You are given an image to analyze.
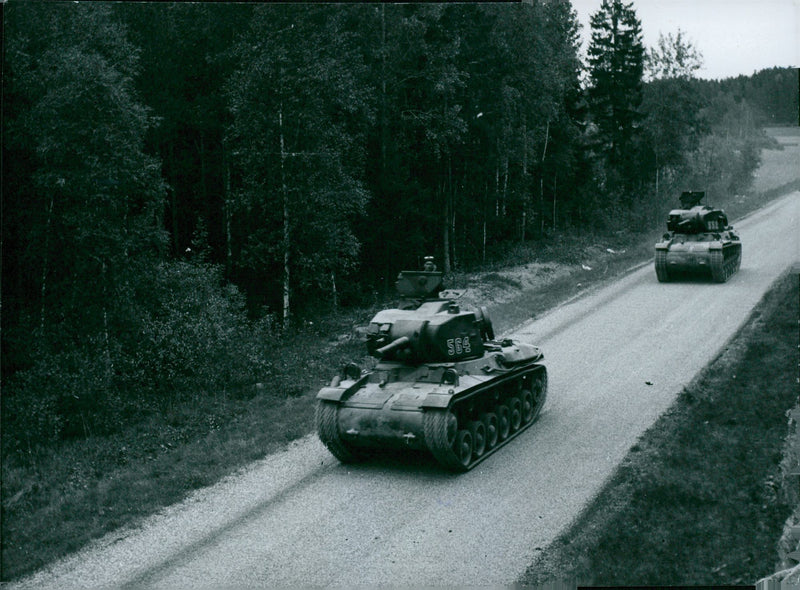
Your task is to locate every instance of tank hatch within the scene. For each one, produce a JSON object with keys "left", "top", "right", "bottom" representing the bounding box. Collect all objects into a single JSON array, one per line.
[{"left": 679, "top": 190, "right": 705, "bottom": 208}]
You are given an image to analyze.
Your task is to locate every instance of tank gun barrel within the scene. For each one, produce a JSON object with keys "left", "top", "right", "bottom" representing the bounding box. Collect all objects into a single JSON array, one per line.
[{"left": 375, "top": 335, "right": 411, "bottom": 358}]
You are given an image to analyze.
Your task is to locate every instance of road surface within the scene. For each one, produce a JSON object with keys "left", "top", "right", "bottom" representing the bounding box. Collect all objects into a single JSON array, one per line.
[{"left": 10, "top": 192, "right": 799, "bottom": 589}]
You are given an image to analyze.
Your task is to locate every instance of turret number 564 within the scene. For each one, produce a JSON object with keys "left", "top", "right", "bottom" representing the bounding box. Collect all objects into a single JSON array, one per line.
[{"left": 447, "top": 337, "right": 471, "bottom": 356}]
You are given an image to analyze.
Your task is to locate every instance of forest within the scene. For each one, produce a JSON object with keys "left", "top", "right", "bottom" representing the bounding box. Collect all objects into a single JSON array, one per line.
[{"left": 2, "top": 1, "right": 797, "bottom": 458}]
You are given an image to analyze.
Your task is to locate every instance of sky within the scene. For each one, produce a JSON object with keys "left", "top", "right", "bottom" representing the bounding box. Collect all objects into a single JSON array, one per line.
[{"left": 569, "top": 0, "right": 799, "bottom": 80}]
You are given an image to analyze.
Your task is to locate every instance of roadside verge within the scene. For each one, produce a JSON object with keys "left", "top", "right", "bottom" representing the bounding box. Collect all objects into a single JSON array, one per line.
[{"left": 519, "top": 271, "right": 798, "bottom": 586}]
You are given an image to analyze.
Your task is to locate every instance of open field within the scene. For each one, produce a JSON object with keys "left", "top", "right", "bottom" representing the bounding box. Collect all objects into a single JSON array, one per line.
[{"left": 753, "top": 127, "right": 800, "bottom": 193}]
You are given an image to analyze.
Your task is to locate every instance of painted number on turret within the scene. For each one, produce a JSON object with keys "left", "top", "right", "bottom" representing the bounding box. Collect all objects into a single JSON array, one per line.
[{"left": 447, "top": 337, "right": 471, "bottom": 356}]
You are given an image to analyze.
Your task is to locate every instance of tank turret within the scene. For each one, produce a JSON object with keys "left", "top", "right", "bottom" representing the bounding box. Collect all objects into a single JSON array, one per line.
[
  {"left": 666, "top": 191, "right": 730, "bottom": 234},
  {"left": 654, "top": 191, "right": 742, "bottom": 283},
  {"left": 367, "top": 268, "right": 494, "bottom": 362},
  {"left": 316, "top": 259, "right": 547, "bottom": 472}
]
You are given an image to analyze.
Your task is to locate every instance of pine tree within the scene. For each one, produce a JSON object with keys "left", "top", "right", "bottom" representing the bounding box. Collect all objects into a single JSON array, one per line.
[{"left": 586, "top": 0, "right": 645, "bottom": 186}]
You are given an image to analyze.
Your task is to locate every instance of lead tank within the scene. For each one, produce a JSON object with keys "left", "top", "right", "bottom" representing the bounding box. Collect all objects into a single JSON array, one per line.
[
  {"left": 654, "top": 191, "right": 741, "bottom": 282},
  {"left": 316, "top": 262, "right": 547, "bottom": 472}
]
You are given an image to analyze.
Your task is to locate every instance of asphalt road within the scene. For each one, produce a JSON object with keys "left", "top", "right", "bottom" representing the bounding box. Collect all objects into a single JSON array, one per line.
[{"left": 11, "top": 192, "right": 799, "bottom": 589}]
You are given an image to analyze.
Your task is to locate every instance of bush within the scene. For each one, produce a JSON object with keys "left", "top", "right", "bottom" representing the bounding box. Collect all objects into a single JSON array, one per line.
[
  {"left": 125, "top": 261, "right": 273, "bottom": 398},
  {"left": 2, "top": 260, "right": 274, "bottom": 456}
]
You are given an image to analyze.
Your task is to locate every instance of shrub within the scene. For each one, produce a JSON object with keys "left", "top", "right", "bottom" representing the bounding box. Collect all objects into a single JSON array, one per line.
[
  {"left": 2, "top": 260, "right": 274, "bottom": 455},
  {"left": 126, "top": 261, "right": 272, "bottom": 399}
]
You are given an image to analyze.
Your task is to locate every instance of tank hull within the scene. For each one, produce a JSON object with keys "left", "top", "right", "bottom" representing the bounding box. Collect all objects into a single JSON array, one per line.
[
  {"left": 655, "top": 234, "right": 741, "bottom": 283},
  {"left": 316, "top": 341, "right": 547, "bottom": 471}
]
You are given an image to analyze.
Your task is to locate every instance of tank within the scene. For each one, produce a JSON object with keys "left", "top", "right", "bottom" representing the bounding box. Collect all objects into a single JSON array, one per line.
[
  {"left": 316, "top": 261, "right": 547, "bottom": 472},
  {"left": 654, "top": 191, "right": 741, "bottom": 283}
]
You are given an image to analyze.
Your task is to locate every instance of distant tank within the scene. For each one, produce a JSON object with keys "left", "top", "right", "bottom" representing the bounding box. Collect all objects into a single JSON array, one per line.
[
  {"left": 316, "top": 259, "right": 547, "bottom": 472},
  {"left": 654, "top": 191, "right": 741, "bottom": 283}
]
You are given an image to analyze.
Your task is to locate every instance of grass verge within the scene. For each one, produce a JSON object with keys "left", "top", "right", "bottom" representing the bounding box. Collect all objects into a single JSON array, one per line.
[
  {"left": 0, "top": 324, "right": 368, "bottom": 582},
  {"left": 519, "top": 271, "right": 799, "bottom": 586}
]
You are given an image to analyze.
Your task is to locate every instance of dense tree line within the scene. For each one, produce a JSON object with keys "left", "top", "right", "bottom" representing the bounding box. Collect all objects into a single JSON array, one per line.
[{"left": 2, "top": 1, "right": 796, "bottom": 451}]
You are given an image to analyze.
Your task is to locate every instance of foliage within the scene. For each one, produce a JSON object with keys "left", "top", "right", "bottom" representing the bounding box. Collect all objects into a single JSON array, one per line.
[
  {"left": 127, "top": 261, "right": 273, "bottom": 397},
  {"left": 717, "top": 67, "right": 799, "bottom": 125},
  {"left": 224, "top": 5, "right": 372, "bottom": 318},
  {"left": 1, "top": 2, "right": 793, "bottom": 465},
  {"left": 645, "top": 30, "right": 703, "bottom": 81},
  {"left": 586, "top": 0, "right": 645, "bottom": 187},
  {"left": 1, "top": 4, "right": 797, "bottom": 580},
  {"left": 4, "top": 2, "right": 167, "bottom": 340},
  {"left": 118, "top": 3, "right": 253, "bottom": 261},
  {"left": 2, "top": 259, "right": 273, "bottom": 455}
]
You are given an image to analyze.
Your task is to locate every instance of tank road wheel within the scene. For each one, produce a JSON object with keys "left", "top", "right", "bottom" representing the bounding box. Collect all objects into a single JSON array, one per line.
[
  {"left": 726, "top": 254, "right": 735, "bottom": 277},
  {"left": 424, "top": 409, "right": 471, "bottom": 472},
  {"left": 725, "top": 244, "right": 741, "bottom": 277},
  {"left": 316, "top": 401, "right": 364, "bottom": 464},
  {"left": 520, "top": 390, "right": 534, "bottom": 424},
  {"left": 482, "top": 413, "right": 499, "bottom": 450},
  {"left": 496, "top": 405, "right": 511, "bottom": 441},
  {"left": 655, "top": 250, "right": 670, "bottom": 282},
  {"left": 528, "top": 371, "right": 548, "bottom": 423},
  {"left": 710, "top": 249, "right": 727, "bottom": 283},
  {"left": 508, "top": 398, "right": 522, "bottom": 432},
  {"left": 469, "top": 421, "right": 487, "bottom": 458},
  {"left": 454, "top": 430, "right": 474, "bottom": 469}
]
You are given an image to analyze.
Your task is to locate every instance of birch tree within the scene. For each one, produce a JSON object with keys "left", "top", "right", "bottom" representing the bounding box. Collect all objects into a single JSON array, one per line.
[{"left": 225, "top": 5, "right": 372, "bottom": 321}]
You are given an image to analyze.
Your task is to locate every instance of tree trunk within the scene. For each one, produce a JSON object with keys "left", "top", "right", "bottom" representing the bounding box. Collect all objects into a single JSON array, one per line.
[
  {"left": 482, "top": 181, "right": 488, "bottom": 264},
  {"left": 552, "top": 172, "right": 557, "bottom": 230},
  {"left": 225, "top": 159, "right": 232, "bottom": 274},
  {"left": 540, "top": 120, "right": 550, "bottom": 237},
  {"left": 495, "top": 138, "right": 501, "bottom": 217},
  {"left": 449, "top": 155, "right": 456, "bottom": 271},
  {"left": 170, "top": 142, "right": 179, "bottom": 256},
  {"left": 451, "top": 201, "right": 457, "bottom": 271},
  {"left": 482, "top": 218, "right": 487, "bottom": 264},
  {"left": 501, "top": 155, "right": 508, "bottom": 218},
  {"left": 40, "top": 193, "right": 55, "bottom": 332},
  {"left": 442, "top": 183, "right": 451, "bottom": 274},
  {"left": 101, "top": 261, "right": 114, "bottom": 382},
  {"left": 279, "top": 107, "right": 290, "bottom": 325},
  {"left": 380, "top": 5, "right": 387, "bottom": 174},
  {"left": 521, "top": 118, "right": 528, "bottom": 242}
]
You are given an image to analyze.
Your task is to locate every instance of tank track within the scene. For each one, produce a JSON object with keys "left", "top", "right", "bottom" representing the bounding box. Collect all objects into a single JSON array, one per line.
[
  {"left": 654, "top": 249, "right": 670, "bottom": 282},
  {"left": 316, "top": 400, "right": 368, "bottom": 464},
  {"left": 710, "top": 243, "right": 742, "bottom": 283},
  {"left": 423, "top": 366, "right": 548, "bottom": 472}
]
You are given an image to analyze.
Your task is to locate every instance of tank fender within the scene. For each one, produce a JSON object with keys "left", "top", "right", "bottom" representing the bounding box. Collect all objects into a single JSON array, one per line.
[
  {"left": 499, "top": 342, "right": 543, "bottom": 364},
  {"left": 420, "top": 392, "right": 456, "bottom": 409},
  {"left": 655, "top": 234, "right": 672, "bottom": 249},
  {"left": 316, "top": 374, "right": 370, "bottom": 403}
]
